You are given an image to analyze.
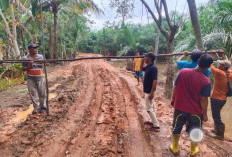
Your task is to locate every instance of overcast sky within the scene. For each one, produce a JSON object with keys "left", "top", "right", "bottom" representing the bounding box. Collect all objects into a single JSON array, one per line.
[{"left": 87, "top": 0, "right": 209, "bottom": 30}]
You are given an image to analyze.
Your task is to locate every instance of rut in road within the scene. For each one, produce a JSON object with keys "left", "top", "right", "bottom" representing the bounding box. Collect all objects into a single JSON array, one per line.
[
  {"left": 0, "top": 58, "right": 157, "bottom": 157},
  {"left": 2, "top": 55, "right": 232, "bottom": 157},
  {"left": 61, "top": 59, "right": 157, "bottom": 157}
]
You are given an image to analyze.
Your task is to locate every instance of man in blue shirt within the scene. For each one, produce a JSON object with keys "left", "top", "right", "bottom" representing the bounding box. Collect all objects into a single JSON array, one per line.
[{"left": 177, "top": 49, "right": 211, "bottom": 77}]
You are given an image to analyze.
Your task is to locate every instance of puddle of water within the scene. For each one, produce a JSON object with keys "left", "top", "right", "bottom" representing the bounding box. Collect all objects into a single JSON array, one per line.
[
  {"left": 14, "top": 92, "right": 57, "bottom": 122},
  {"left": 1, "top": 84, "right": 59, "bottom": 134},
  {"left": 49, "top": 83, "right": 61, "bottom": 91},
  {"left": 208, "top": 98, "right": 232, "bottom": 140},
  {"left": 14, "top": 104, "right": 34, "bottom": 123},
  {"left": 49, "top": 93, "right": 57, "bottom": 100}
]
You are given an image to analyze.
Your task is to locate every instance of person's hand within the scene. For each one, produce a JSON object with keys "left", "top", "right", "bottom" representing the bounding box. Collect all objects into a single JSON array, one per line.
[
  {"left": 149, "top": 92, "right": 154, "bottom": 100},
  {"left": 203, "top": 114, "right": 208, "bottom": 122},
  {"left": 217, "top": 49, "right": 224, "bottom": 57},
  {"left": 37, "top": 59, "right": 44, "bottom": 64},
  {"left": 28, "top": 61, "right": 33, "bottom": 68},
  {"left": 132, "top": 68, "right": 135, "bottom": 72},
  {"left": 183, "top": 51, "right": 190, "bottom": 56}
]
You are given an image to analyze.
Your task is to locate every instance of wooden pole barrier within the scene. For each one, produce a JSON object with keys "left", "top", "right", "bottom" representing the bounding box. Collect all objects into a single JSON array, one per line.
[
  {"left": 40, "top": 0, "right": 49, "bottom": 115},
  {"left": 0, "top": 50, "right": 219, "bottom": 64}
]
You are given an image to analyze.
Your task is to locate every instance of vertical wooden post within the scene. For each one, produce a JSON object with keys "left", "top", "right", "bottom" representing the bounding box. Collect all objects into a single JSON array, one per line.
[{"left": 40, "top": 0, "right": 49, "bottom": 115}]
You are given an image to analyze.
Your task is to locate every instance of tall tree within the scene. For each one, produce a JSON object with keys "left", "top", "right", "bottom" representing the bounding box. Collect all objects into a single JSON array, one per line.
[
  {"left": 110, "top": 0, "right": 134, "bottom": 23},
  {"left": 32, "top": 0, "right": 102, "bottom": 59},
  {"left": 0, "top": 0, "right": 34, "bottom": 58},
  {"left": 187, "top": 0, "right": 204, "bottom": 50},
  {"left": 140, "top": 0, "right": 183, "bottom": 98}
]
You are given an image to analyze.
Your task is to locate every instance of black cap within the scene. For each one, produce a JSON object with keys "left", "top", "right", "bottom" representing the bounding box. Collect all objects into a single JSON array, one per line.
[
  {"left": 145, "top": 52, "right": 156, "bottom": 62},
  {"left": 28, "top": 44, "right": 39, "bottom": 49}
]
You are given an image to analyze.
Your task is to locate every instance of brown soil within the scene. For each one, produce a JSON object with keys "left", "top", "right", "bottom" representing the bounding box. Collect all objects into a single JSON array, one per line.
[{"left": 0, "top": 53, "right": 232, "bottom": 157}]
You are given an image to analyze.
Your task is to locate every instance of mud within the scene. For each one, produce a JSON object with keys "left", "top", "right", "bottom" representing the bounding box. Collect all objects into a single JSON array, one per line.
[{"left": 0, "top": 53, "right": 232, "bottom": 157}]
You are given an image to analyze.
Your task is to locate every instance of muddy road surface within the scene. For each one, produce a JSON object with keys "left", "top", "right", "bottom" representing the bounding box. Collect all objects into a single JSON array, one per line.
[{"left": 0, "top": 53, "right": 232, "bottom": 157}]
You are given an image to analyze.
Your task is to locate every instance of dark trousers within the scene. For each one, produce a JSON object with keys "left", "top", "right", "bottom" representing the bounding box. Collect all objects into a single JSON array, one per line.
[
  {"left": 172, "top": 109, "right": 203, "bottom": 134},
  {"left": 211, "top": 98, "right": 226, "bottom": 125}
]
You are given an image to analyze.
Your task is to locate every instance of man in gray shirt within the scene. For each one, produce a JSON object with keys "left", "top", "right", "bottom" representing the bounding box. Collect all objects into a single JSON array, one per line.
[{"left": 22, "top": 44, "right": 47, "bottom": 114}]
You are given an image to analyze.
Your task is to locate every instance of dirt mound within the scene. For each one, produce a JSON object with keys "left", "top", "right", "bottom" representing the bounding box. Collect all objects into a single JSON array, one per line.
[{"left": 0, "top": 54, "right": 232, "bottom": 157}]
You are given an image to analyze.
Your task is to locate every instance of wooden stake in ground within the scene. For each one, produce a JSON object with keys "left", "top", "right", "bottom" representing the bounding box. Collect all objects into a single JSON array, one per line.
[{"left": 40, "top": 0, "right": 49, "bottom": 115}]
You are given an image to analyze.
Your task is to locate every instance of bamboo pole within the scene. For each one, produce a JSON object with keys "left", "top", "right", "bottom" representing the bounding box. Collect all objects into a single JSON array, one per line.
[
  {"left": 40, "top": 0, "right": 49, "bottom": 115},
  {"left": 0, "top": 50, "right": 220, "bottom": 64}
]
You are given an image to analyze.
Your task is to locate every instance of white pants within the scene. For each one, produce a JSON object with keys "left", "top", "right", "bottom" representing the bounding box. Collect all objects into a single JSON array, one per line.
[{"left": 145, "top": 92, "right": 159, "bottom": 127}]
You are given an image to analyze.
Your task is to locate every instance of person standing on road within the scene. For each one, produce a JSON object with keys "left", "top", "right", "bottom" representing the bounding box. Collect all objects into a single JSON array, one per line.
[
  {"left": 170, "top": 54, "right": 213, "bottom": 156},
  {"left": 133, "top": 50, "right": 144, "bottom": 86},
  {"left": 209, "top": 50, "right": 232, "bottom": 140},
  {"left": 177, "top": 49, "right": 211, "bottom": 77},
  {"left": 22, "top": 44, "right": 47, "bottom": 114},
  {"left": 142, "top": 52, "right": 160, "bottom": 132},
  {"left": 106, "top": 52, "right": 111, "bottom": 61}
]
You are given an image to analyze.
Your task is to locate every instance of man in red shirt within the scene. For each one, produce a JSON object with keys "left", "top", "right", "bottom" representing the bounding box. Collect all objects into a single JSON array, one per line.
[{"left": 170, "top": 54, "right": 213, "bottom": 156}]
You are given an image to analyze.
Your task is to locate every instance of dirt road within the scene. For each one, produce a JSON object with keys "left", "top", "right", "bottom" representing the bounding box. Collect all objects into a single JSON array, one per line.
[{"left": 0, "top": 53, "right": 232, "bottom": 157}]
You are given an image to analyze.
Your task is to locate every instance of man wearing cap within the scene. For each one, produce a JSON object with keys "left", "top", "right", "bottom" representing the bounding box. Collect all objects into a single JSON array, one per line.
[
  {"left": 133, "top": 50, "right": 144, "bottom": 86},
  {"left": 209, "top": 50, "right": 232, "bottom": 139},
  {"left": 170, "top": 54, "right": 213, "bottom": 156},
  {"left": 22, "top": 44, "right": 47, "bottom": 114},
  {"left": 177, "top": 49, "right": 211, "bottom": 77},
  {"left": 142, "top": 52, "right": 160, "bottom": 131}
]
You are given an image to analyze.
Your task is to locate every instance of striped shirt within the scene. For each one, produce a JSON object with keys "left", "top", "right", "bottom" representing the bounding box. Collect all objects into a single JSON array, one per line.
[{"left": 22, "top": 54, "right": 44, "bottom": 80}]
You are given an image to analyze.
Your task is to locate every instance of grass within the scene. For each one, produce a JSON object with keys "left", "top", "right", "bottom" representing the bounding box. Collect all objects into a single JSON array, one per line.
[
  {"left": 0, "top": 76, "right": 25, "bottom": 92},
  {"left": 17, "top": 88, "right": 28, "bottom": 93}
]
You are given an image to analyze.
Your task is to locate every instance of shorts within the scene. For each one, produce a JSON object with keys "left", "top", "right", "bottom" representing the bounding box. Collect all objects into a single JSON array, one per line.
[
  {"left": 134, "top": 71, "right": 144, "bottom": 79},
  {"left": 172, "top": 109, "right": 203, "bottom": 134}
]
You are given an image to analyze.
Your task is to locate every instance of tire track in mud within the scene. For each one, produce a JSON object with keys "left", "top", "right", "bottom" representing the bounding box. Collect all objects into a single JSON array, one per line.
[
  {"left": 1, "top": 54, "right": 232, "bottom": 157},
  {"left": 66, "top": 63, "right": 127, "bottom": 157},
  {"left": 65, "top": 60, "right": 157, "bottom": 157},
  {"left": 42, "top": 61, "right": 98, "bottom": 157},
  {"left": 117, "top": 76, "right": 159, "bottom": 157}
]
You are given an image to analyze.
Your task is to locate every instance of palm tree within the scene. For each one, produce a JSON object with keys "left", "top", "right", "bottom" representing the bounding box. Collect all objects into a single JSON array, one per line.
[
  {"left": 32, "top": 0, "right": 102, "bottom": 59},
  {"left": 187, "top": 0, "right": 204, "bottom": 50}
]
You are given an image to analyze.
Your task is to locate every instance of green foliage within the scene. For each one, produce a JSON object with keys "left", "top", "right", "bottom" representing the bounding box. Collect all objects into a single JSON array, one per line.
[
  {"left": 172, "top": 0, "right": 232, "bottom": 57},
  {"left": 0, "top": 76, "right": 24, "bottom": 92},
  {"left": 0, "top": 0, "right": 9, "bottom": 11}
]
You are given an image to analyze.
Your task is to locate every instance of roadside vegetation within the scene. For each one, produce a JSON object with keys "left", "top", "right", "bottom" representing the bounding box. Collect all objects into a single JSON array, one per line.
[{"left": 0, "top": 0, "right": 231, "bottom": 90}]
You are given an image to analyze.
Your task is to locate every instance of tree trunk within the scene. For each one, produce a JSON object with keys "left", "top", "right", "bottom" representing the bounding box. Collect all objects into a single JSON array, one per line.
[
  {"left": 187, "top": 0, "right": 204, "bottom": 50},
  {"left": 0, "top": 47, "right": 2, "bottom": 60},
  {"left": 53, "top": 10, "right": 58, "bottom": 59},
  {"left": 19, "top": 28, "right": 26, "bottom": 56},
  {"left": 154, "top": 27, "right": 160, "bottom": 63},
  {"left": 49, "top": 21, "right": 53, "bottom": 59},
  {"left": 5, "top": 33, "right": 10, "bottom": 59},
  {"left": 164, "top": 40, "right": 175, "bottom": 99},
  {"left": 10, "top": 1, "right": 20, "bottom": 58},
  {"left": 64, "top": 44, "right": 67, "bottom": 59},
  {"left": 154, "top": 27, "right": 160, "bottom": 55}
]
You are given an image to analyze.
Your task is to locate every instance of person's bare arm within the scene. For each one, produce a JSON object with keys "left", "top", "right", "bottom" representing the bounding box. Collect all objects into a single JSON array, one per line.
[
  {"left": 149, "top": 79, "right": 157, "bottom": 100},
  {"left": 133, "top": 60, "right": 135, "bottom": 72},
  {"left": 176, "top": 51, "right": 189, "bottom": 63},
  {"left": 200, "top": 96, "right": 209, "bottom": 122},
  {"left": 217, "top": 49, "right": 226, "bottom": 60},
  {"left": 171, "top": 86, "right": 176, "bottom": 107},
  {"left": 141, "top": 58, "right": 145, "bottom": 70}
]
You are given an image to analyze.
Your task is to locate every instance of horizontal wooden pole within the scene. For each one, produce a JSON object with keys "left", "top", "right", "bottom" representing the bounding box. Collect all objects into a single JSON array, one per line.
[{"left": 0, "top": 50, "right": 217, "bottom": 64}]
